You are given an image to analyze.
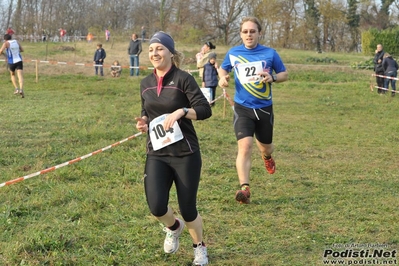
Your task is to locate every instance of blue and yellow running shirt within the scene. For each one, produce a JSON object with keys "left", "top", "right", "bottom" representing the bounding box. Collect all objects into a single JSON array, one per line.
[{"left": 220, "top": 43, "right": 286, "bottom": 109}]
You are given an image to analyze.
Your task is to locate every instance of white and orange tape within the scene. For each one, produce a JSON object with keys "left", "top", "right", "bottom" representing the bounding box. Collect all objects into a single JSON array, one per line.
[
  {"left": 0, "top": 89, "right": 234, "bottom": 188},
  {"left": 0, "top": 132, "right": 142, "bottom": 188}
]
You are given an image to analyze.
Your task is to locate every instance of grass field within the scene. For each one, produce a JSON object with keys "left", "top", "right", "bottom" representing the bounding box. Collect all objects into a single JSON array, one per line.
[{"left": 0, "top": 41, "right": 398, "bottom": 266}]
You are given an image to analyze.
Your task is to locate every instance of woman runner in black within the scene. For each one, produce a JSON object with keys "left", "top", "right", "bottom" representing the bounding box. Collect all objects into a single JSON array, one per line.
[{"left": 135, "top": 31, "right": 211, "bottom": 265}]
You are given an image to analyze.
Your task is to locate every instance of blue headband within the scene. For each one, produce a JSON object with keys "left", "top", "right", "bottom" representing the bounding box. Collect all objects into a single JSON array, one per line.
[{"left": 149, "top": 31, "right": 175, "bottom": 54}]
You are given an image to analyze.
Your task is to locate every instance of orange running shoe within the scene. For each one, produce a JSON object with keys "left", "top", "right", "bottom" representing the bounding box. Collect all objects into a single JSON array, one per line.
[
  {"left": 264, "top": 156, "right": 275, "bottom": 174},
  {"left": 235, "top": 186, "right": 251, "bottom": 204}
]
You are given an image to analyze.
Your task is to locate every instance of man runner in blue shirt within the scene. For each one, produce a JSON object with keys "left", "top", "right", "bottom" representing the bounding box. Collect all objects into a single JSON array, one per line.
[{"left": 218, "top": 16, "right": 288, "bottom": 204}]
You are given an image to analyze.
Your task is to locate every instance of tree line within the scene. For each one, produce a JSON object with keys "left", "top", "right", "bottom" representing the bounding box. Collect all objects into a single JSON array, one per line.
[{"left": 0, "top": 0, "right": 397, "bottom": 53}]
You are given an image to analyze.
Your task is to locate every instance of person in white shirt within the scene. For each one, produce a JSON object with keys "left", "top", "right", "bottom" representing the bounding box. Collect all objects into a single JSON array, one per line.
[{"left": 0, "top": 34, "right": 25, "bottom": 98}]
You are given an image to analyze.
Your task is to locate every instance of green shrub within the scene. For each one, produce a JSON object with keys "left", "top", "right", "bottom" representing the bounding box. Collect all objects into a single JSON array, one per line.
[
  {"left": 305, "top": 57, "right": 338, "bottom": 63},
  {"left": 350, "top": 58, "right": 374, "bottom": 69}
]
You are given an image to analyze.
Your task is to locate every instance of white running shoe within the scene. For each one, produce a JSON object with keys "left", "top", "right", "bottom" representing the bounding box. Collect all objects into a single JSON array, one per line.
[
  {"left": 193, "top": 243, "right": 208, "bottom": 265},
  {"left": 163, "top": 218, "right": 185, "bottom": 253}
]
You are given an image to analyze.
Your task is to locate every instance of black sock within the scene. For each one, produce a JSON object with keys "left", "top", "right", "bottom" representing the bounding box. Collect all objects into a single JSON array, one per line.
[
  {"left": 264, "top": 155, "right": 271, "bottom": 160},
  {"left": 240, "top": 183, "right": 249, "bottom": 188},
  {"left": 168, "top": 219, "right": 180, "bottom": 231},
  {"left": 193, "top": 241, "right": 205, "bottom": 248}
]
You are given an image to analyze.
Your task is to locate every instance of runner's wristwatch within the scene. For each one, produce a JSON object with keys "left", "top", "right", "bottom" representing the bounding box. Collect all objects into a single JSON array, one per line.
[
  {"left": 272, "top": 74, "right": 277, "bottom": 82},
  {"left": 182, "top": 107, "right": 189, "bottom": 117}
]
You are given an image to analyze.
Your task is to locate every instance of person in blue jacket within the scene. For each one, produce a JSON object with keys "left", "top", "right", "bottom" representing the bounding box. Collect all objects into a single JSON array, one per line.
[
  {"left": 202, "top": 52, "right": 219, "bottom": 105},
  {"left": 93, "top": 43, "right": 106, "bottom": 76},
  {"left": 382, "top": 53, "right": 399, "bottom": 97}
]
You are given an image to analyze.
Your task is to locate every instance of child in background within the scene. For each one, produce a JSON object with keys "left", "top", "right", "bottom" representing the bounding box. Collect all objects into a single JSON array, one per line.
[
  {"left": 87, "top": 32, "right": 93, "bottom": 43},
  {"left": 202, "top": 52, "right": 219, "bottom": 106},
  {"left": 110, "top": 60, "right": 122, "bottom": 77},
  {"left": 105, "top": 29, "right": 110, "bottom": 42},
  {"left": 93, "top": 43, "right": 106, "bottom": 76}
]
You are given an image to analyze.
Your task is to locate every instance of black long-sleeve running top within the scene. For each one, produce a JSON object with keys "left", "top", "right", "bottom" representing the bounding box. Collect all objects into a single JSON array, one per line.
[{"left": 140, "top": 65, "right": 212, "bottom": 156}]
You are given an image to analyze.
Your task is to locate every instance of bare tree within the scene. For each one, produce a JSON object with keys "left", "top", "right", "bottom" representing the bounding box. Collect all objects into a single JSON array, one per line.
[
  {"left": 13, "top": 0, "right": 22, "bottom": 35},
  {"left": 318, "top": 0, "right": 347, "bottom": 52},
  {"left": 206, "top": 0, "right": 248, "bottom": 45},
  {"left": 378, "top": 0, "right": 395, "bottom": 29},
  {"left": 347, "top": 0, "right": 361, "bottom": 51},
  {"left": 6, "top": 0, "right": 15, "bottom": 29},
  {"left": 253, "top": 0, "right": 299, "bottom": 48},
  {"left": 2, "top": 0, "right": 398, "bottom": 52}
]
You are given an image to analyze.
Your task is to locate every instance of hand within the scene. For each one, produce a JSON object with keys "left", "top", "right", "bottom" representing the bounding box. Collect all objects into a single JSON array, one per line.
[
  {"left": 135, "top": 117, "right": 148, "bottom": 133},
  {"left": 258, "top": 72, "right": 273, "bottom": 83},
  {"left": 218, "top": 75, "right": 230, "bottom": 88},
  {"left": 163, "top": 109, "right": 185, "bottom": 131}
]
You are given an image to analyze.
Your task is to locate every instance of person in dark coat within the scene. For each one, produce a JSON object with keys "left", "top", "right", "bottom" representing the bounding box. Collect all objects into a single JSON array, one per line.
[
  {"left": 202, "top": 52, "right": 219, "bottom": 105},
  {"left": 127, "top": 33, "right": 142, "bottom": 76},
  {"left": 373, "top": 44, "right": 385, "bottom": 94},
  {"left": 382, "top": 53, "right": 398, "bottom": 97},
  {"left": 93, "top": 43, "right": 106, "bottom": 76}
]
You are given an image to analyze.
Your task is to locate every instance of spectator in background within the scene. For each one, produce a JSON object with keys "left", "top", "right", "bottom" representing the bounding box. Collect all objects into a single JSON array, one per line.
[
  {"left": 110, "top": 60, "right": 122, "bottom": 77},
  {"left": 0, "top": 34, "right": 25, "bottom": 98},
  {"left": 382, "top": 53, "right": 398, "bottom": 97},
  {"left": 42, "top": 29, "right": 47, "bottom": 42},
  {"left": 373, "top": 44, "right": 385, "bottom": 94},
  {"left": 93, "top": 43, "right": 106, "bottom": 76},
  {"left": 196, "top": 41, "right": 216, "bottom": 79},
  {"left": 6, "top": 27, "right": 14, "bottom": 36},
  {"left": 141, "top": 26, "right": 146, "bottom": 42},
  {"left": 87, "top": 32, "right": 93, "bottom": 43},
  {"left": 59, "top": 28, "right": 66, "bottom": 42},
  {"left": 202, "top": 52, "right": 219, "bottom": 106},
  {"left": 105, "top": 29, "right": 110, "bottom": 42},
  {"left": 128, "top": 33, "right": 142, "bottom": 76}
]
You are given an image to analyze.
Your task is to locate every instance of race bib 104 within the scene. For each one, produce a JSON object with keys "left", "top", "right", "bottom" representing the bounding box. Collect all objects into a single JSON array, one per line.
[{"left": 149, "top": 114, "right": 183, "bottom": 151}]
